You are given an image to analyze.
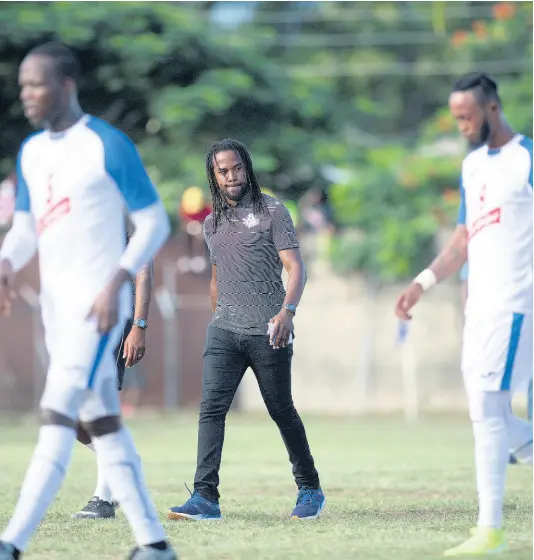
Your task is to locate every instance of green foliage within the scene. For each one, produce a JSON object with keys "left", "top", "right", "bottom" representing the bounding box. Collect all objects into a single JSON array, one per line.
[
  {"left": 0, "top": 1, "right": 531, "bottom": 280},
  {"left": 329, "top": 145, "right": 441, "bottom": 281},
  {"left": 0, "top": 2, "right": 334, "bottom": 210},
  {"left": 310, "top": 1, "right": 532, "bottom": 280}
]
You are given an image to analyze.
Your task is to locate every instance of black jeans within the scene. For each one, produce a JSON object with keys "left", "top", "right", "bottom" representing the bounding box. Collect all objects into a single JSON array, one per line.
[
  {"left": 114, "top": 318, "right": 133, "bottom": 391},
  {"left": 194, "top": 326, "right": 320, "bottom": 502}
]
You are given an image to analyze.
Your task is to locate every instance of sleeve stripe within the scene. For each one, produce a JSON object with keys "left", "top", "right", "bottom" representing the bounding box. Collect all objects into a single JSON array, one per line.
[
  {"left": 519, "top": 136, "right": 533, "bottom": 188},
  {"left": 457, "top": 177, "right": 466, "bottom": 225},
  {"left": 14, "top": 133, "right": 43, "bottom": 213},
  {"left": 86, "top": 117, "right": 159, "bottom": 211}
]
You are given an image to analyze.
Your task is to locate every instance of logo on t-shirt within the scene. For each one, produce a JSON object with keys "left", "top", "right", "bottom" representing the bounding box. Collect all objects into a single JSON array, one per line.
[
  {"left": 242, "top": 213, "right": 260, "bottom": 229},
  {"left": 468, "top": 183, "right": 501, "bottom": 241},
  {"left": 37, "top": 174, "right": 71, "bottom": 236}
]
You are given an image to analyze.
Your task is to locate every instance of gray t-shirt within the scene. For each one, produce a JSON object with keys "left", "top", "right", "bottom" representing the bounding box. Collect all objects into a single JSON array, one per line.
[{"left": 204, "top": 193, "right": 299, "bottom": 335}]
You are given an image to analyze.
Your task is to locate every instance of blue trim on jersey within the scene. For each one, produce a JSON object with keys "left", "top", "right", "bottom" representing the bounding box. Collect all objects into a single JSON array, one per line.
[
  {"left": 15, "top": 132, "right": 43, "bottom": 212},
  {"left": 459, "top": 262, "right": 468, "bottom": 281},
  {"left": 528, "top": 379, "right": 533, "bottom": 421},
  {"left": 487, "top": 147, "right": 501, "bottom": 156},
  {"left": 15, "top": 149, "right": 30, "bottom": 212},
  {"left": 500, "top": 313, "right": 525, "bottom": 391},
  {"left": 457, "top": 179, "right": 466, "bottom": 225},
  {"left": 86, "top": 117, "right": 159, "bottom": 211},
  {"left": 518, "top": 136, "right": 533, "bottom": 188},
  {"left": 87, "top": 333, "right": 110, "bottom": 389}
]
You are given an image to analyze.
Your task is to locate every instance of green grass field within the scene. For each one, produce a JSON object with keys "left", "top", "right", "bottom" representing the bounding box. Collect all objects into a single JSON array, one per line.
[{"left": 0, "top": 412, "right": 531, "bottom": 560}]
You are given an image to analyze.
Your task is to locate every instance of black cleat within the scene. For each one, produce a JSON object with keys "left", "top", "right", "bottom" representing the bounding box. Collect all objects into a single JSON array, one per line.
[
  {"left": 127, "top": 545, "right": 178, "bottom": 559},
  {"left": 71, "top": 496, "right": 116, "bottom": 519}
]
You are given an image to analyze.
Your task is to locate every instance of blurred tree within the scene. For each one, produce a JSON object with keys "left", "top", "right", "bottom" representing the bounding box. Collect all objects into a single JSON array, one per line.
[
  {"left": 0, "top": 1, "right": 335, "bottom": 216},
  {"left": 0, "top": 1, "right": 531, "bottom": 280},
  {"left": 251, "top": 1, "right": 532, "bottom": 280}
]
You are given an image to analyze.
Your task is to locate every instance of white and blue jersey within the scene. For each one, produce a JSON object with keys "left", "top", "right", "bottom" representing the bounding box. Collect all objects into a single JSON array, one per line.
[
  {"left": 457, "top": 134, "right": 533, "bottom": 393},
  {"left": 457, "top": 134, "right": 532, "bottom": 316},
  {"left": 12, "top": 114, "right": 162, "bottom": 317}
]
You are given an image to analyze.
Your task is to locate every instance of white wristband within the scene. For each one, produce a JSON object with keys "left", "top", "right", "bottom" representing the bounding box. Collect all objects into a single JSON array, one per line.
[{"left": 414, "top": 268, "right": 437, "bottom": 292}]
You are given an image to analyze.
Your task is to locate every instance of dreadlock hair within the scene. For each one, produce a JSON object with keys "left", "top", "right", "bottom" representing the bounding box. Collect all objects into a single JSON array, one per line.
[
  {"left": 206, "top": 138, "right": 268, "bottom": 232},
  {"left": 452, "top": 72, "right": 501, "bottom": 107},
  {"left": 27, "top": 42, "right": 81, "bottom": 83}
]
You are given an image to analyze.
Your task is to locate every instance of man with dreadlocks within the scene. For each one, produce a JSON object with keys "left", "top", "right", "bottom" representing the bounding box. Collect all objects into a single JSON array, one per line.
[{"left": 167, "top": 139, "right": 325, "bottom": 521}]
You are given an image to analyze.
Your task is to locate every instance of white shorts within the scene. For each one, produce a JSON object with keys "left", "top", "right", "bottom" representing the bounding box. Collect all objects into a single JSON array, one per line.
[
  {"left": 39, "top": 303, "right": 128, "bottom": 423},
  {"left": 462, "top": 311, "right": 533, "bottom": 393}
]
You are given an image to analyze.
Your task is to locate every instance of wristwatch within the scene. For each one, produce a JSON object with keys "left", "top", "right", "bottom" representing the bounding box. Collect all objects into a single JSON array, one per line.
[
  {"left": 282, "top": 303, "right": 297, "bottom": 315},
  {"left": 133, "top": 318, "right": 148, "bottom": 329}
]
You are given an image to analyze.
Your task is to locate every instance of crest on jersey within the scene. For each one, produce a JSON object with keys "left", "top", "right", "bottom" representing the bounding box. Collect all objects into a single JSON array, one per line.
[
  {"left": 37, "top": 173, "right": 72, "bottom": 236},
  {"left": 469, "top": 182, "right": 501, "bottom": 242},
  {"left": 242, "top": 212, "right": 260, "bottom": 229}
]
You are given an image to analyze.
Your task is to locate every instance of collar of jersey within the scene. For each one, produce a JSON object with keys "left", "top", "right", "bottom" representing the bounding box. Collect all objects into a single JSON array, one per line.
[
  {"left": 47, "top": 114, "right": 90, "bottom": 140},
  {"left": 486, "top": 133, "right": 520, "bottom": 156}
]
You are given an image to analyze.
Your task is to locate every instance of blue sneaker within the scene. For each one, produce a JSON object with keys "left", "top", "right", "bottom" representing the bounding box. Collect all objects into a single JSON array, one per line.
[
  {"left": 167, "top": 489, "right": 222, "bottom": 521},
  {"left": 290, "top": 487, "right": 326, "bottom": 519}
]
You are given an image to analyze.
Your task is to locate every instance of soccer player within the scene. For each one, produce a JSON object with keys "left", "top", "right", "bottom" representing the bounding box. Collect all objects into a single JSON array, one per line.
[
  {"left": 395, "top": 72, "right": 532, "bottom": 557},
  {"left": 72, "top": 217, "right": 153, "bottom": 520},
  {"left": 0, "top": 42, "right": 177, "bottom": 559},
  {"left": 167, "top": 139, "right": 325, "bottom": 521}
]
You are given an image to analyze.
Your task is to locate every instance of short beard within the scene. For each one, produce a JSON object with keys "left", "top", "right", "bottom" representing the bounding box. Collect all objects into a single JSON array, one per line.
[
  {"left": 479, "top": 119, "right": 490, "bottom": 144},
  {"left": 468, "top": 119, "right": 491, "bottom": 150},
  {"left": 226, "top": 192, "right": 244, "bottom": 202},
  {"left": 225, "top": 183, "right": 249, "bottom": 202}
]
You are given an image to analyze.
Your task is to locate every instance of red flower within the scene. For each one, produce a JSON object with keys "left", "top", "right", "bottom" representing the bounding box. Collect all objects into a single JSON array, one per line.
[
  {"left": 451, "top": 30, "right": 469, "bottom": 47},
  {"left": 472, "top": 21, "right": 488, "bottom": 39},
  {"left": 492, "top": 3, "right": 515, "bottom": 21}
]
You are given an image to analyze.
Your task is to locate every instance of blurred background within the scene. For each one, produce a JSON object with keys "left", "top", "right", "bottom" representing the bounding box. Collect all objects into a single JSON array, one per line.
[{"left": 0, "top": 1, "right": 532, "bottom": 419}]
